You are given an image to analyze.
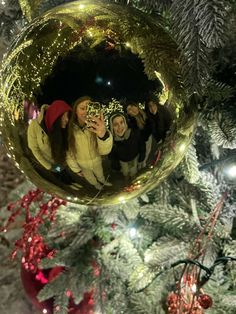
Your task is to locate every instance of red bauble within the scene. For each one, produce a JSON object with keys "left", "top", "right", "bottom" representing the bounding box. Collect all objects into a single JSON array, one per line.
[
  {"left": 198, "top": 294, "right": 213, "bottom": 309},
  {"left": 21, "top": 266, "right": 95, "bottom": 314},
  {"left": 167, "top": 292, "right": 179, "bottom": 305},
  {"left": 48, "top": 266, "right": 65, "bottom": 282},
  {"left": 21, "top": 266, "right": 53, "bottom": 313}
]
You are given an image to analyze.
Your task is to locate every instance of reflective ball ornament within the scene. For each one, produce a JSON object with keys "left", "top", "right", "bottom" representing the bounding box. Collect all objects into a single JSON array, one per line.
[{"left": 0, "top": 0, "right": 196, "bottom": 205}]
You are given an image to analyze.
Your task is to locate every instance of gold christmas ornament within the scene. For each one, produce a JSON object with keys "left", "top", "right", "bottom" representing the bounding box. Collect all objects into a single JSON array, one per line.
[{"left": 0, "top": 0, "right": 196, "bottom": 205}]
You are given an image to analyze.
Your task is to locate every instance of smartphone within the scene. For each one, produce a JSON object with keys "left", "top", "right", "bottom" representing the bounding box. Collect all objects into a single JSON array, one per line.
[{"left": 87, "top": 101, "right": 101, "bottom": 119}]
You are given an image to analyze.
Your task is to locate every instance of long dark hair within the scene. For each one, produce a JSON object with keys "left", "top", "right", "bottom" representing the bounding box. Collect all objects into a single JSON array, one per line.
[
  {"left": 127, "top": 102, "right": 147, "bottom": 130},
  {"left": 145, "top": 94, "right": 159, "bottom": 115},
  {"left": 48, "top": 114, "right": 70, "bottom": 165},
  {"left": 68, "top": 96, "right": 91, "bottom": 156}
]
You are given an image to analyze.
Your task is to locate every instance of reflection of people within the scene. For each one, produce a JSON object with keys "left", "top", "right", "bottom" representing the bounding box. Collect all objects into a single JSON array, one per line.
[
  {"left": 23, "top": 98, "right": 39, "bottom": 121},
  {"left": 66, "top": 96, "right": 113, "bottom": 190},
  {"left": 126, "top": 102, "right": 152, "bottom": 167},
  {"left": 27, "top": 100, "right": 72, "bottom": 171},
  {"left": 145, "top": 94, "right": 172, "bottom": 144},
  {"left": 109, "top": 112, "right": 145, "bottom": 179}
]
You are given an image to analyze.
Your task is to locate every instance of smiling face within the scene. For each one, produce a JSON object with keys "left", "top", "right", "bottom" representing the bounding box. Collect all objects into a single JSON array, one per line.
[
  {"left": 112, "top": 115, "right": 127, "bottom": 137},
  {"left": 60, "top": 111, "right": 69, "bottom": 128},
  {"left": 76, "top": 100, "right": 89, "bottom": 126},
  {"left": 127, "top": 104, "right": 139, "bottom": 117}
]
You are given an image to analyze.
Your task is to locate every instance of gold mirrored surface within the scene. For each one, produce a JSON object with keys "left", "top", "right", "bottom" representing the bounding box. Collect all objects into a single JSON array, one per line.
[{"left": 0, "top": 0, "right": 196, "bottom": 205}]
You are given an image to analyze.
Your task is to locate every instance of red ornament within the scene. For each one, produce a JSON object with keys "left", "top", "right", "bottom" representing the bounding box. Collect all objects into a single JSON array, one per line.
[
  {"left": 21, "top": 266, "right": 53, "bottom": 313},
  {"left": 111, "top": 223, "right": 116, "bottom": 230},
  {"left": 48, "top": 266, "right": 65, "bottom": 282},
  {"left": 21, "top": 266, "right": 95, "bottom": 314},
  {"left": 3, "top": 190, "right": 66, "bottom": 272},
  {"left": 91, "top": 260, "right": 100, "bottom": 277},
  {"left": 167, "top": 292, "right": 179, "bottom": 305},
  {"left": 198, "top": 294, "right": 213, "bottom": 309},
  {"left": 35, "top": 270, "right": 48, "bottom": 284}
]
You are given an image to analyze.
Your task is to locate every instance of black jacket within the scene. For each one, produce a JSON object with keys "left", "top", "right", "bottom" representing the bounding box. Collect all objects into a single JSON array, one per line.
[
  {"left": 128, "top": 116, "right": 152, "bottom": 142},
  {"left": 110, "top": 128, "right": 146, "bottom": 163},
  {"left": 147, "top": 106, "right": 172, "bottom": 143}
]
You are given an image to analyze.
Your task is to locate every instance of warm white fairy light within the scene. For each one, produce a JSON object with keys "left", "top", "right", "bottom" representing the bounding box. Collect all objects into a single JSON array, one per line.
[
  {"left": 225, "top": 164, "right": 236, "bottom": 178},
  {"left": 129, "top": 227, "right": 137, "bottom": 238},
  {"left": 87, "top": 29, "right": 93, "bottom": 37}
]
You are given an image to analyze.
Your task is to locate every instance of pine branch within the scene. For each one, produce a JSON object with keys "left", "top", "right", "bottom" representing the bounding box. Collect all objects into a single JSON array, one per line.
[
  {"left": 170, "top": 0, "right": 209, "bottom": 95},
  {"left": 144, "top": 237, "right": 188, "bottom": 271},
  {"left": 194, "top": 171, "right": 221, "bottom": 212},
  {"left": 37, "top": 271, "right": 68, "bottom": 301},
  {"left": 140, "top": 203, "right": 199, "bottom": 238},
  {"left": 129, "top": 279, "right": 167, "bottom": 314},
  {"left": 195, "top": 0, "right": 229, "bottom": 48},
  {"left": 204, "top": 264, "right": 236, "bottom": 313},
  {"left": 205, "top": 108, "right": 236, "bottom": 149},
  {"left": 131, "top": 0, "right": 172, "bottom": 13},
  {"left": 178, "top": 142, "right": 201, "bottom": 184},
  {"left": 53, "top": 291, "right": 69, "bottom": 314}
]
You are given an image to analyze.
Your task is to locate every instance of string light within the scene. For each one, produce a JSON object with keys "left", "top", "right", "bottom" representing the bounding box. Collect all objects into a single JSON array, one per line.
[
  {"left": 129, "top": 227, "right": 137, "bottom": 238},
  {"left": 224, "top": 164, "right": 236, "bottom": 178}
]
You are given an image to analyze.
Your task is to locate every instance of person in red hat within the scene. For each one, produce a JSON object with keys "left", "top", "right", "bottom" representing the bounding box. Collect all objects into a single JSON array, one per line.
[{"left": 27, "top": 100, "right": 72, "bottom": 172}]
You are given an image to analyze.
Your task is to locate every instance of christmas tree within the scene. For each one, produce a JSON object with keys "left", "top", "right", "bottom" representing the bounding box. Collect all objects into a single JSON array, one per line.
[{"left": 0, "top": 0, "right": 236, "bottom": 313}]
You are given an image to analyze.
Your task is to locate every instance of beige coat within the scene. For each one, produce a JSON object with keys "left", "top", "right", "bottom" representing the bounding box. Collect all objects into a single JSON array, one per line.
[
  {"left": 27, "top": 105, "right": 53, "bottom": 170},
  {"left": 66, "top": 126, "right": 113, "bottom": 173}
]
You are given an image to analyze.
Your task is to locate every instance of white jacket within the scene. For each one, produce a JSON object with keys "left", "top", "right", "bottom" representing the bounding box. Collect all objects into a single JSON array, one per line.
[
  {"left": 27, "top": 105, "right": 53, "bottom": 170},
  {"left": 66, "top": 126, "right": 113, "bottom": 173}
]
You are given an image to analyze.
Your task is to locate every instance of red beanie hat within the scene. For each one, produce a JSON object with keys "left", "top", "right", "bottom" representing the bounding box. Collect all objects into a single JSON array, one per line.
[{"left": 45, "top": 100, "right": 72, "bottom": 132}]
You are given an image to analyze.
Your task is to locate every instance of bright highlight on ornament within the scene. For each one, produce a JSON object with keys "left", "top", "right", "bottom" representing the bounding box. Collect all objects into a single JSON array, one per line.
[
  {"left": 179, "top": 143, "right": 186, "bottom": 152},
  {"left": 42, "top": 309, "right": 48, "bottom": 313},
  {"left": 119, "top": 196, "right": 126, "bottom": 204}
]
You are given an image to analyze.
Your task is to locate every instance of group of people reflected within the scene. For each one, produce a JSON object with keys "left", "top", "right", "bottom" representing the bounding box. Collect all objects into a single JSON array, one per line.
[{"left": 27, "top": 94, "right": 172, "bottom": 191}]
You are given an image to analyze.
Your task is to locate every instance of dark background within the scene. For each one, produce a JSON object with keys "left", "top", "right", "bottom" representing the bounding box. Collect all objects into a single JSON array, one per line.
[{"left": 37, "top": 42, "right": 160, "bottom": 106}]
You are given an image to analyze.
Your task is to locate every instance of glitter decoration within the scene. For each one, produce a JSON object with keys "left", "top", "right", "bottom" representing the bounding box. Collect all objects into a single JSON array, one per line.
[{"left": 1, "top": 188, "right": 66, "bottom": 272}]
